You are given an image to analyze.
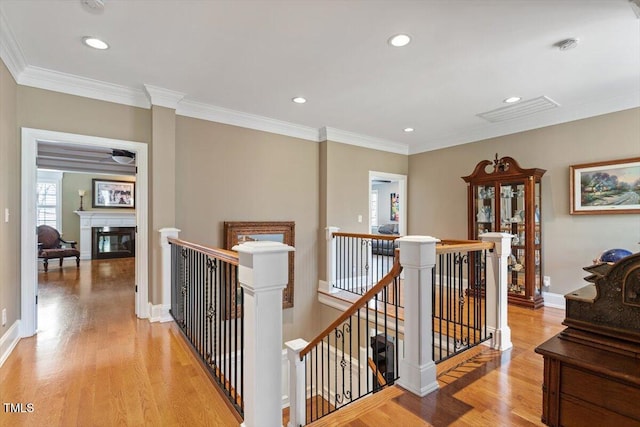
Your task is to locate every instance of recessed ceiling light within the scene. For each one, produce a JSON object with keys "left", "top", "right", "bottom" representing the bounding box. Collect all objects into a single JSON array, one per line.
[
  {"left": 504, "top": 97, "right": 521, "bottom": 104},
  {"left": 388, "top": 34, "right": 411, "bottom": 47},
  {"left": 82, "top": 36, "right": 109, "bottom": 50},
  {"left": 292, "top": 97, "right": 307, "bottom": 104},
  {"left": 403, "top": 127, "right": 415, "bottom": 133}
]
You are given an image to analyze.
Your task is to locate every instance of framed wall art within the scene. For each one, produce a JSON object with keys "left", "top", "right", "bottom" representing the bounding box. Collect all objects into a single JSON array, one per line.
[
  {"left": 390, "top": 193, "right": 399, "bottom": 221},
  {"left": 92, "top": 179, "right": 135, "bottom": 208},
  {"left": 223, "top": 221, "right": 295, "bottom": 308},
  {"left": 570, "top": 157, "right": 640, "bottom": 215}
]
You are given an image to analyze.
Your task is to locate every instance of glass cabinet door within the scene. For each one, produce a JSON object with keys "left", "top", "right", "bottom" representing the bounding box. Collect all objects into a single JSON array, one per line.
[
  {"left": 474, "top": 184, "right": 495, "bottom": 238},
  {"left": 500, "top": 182, "right": 526, "bottom": 296},
  {"left": 533, "top": 181, "right": 542, "bottom": 297}
]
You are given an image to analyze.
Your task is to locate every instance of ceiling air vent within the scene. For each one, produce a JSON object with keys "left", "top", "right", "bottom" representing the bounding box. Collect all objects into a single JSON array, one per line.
[{"left": 477, "top": 96, "right": 560, "bottom": 123}]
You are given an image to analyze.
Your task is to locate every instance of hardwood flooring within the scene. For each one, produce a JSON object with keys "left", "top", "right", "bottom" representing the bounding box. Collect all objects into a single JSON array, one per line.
[
  {"left": 1, "top": 258, "right": 567, "bottom": 426},
  {"left": 308, "top": 305, "right": 566, "bottom": 427},
  {"left": 0, "top": 258, "right": 238, "bottom": 427}
]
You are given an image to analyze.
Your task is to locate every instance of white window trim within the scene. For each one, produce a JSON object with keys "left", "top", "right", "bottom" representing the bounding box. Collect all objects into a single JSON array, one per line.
[{"left": 37, "top": 170, "right": 63, "bottom": 231}]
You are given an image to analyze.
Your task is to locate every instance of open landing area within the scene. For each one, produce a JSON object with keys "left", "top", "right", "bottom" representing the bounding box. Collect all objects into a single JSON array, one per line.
[
  {"left": 0, "top": 258, "right": 238, "bottom": 427},
  {"left": 1, "top": 258, "right": 565, "bottom": 426}
]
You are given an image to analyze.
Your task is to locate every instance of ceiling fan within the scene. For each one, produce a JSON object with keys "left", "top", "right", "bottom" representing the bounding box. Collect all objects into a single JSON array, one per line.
[{"left": 111, "top": 149, "right": 136, "bottom": 164}]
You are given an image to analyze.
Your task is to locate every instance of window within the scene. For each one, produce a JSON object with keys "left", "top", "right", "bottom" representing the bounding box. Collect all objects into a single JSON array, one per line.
[
  {"left": 37, "top": 171, "right": 63, "bottom": 230},
  {"left": 371, "top": 189, "right": 378, "bottom": 227}
]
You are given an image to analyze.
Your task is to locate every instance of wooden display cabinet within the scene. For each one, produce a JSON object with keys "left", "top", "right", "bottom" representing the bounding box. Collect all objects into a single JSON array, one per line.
[{"left": 462, "top": 155, "right": 546, "bottom": 308}]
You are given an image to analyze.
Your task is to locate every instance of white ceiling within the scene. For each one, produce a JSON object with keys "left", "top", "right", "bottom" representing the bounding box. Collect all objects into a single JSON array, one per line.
[{"left": 1, "top": 0, "right": 639, "bottom": 154}]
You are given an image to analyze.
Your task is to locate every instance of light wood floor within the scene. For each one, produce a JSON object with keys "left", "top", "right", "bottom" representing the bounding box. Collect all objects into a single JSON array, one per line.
[
  {"left": 308, "top": 305, "right": 566, "bottom": 427},
  {"left": 1, "top": 258, "right": 566, "bottom": 426},
  {"left": 0, "top": 258, "right": 238, "bottom": 427}
]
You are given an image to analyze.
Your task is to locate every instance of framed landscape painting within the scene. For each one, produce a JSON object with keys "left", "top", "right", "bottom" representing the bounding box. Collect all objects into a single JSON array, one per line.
[{"left": 570, "top": 157, "right": 640, "bottom": 215}]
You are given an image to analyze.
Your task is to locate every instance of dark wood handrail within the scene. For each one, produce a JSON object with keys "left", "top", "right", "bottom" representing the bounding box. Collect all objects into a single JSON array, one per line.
[
  {"left": 367, "top": 357, "right": 387, "bottom": 387},
  {"left": 300, "top": 250, "right": 402, "bottom": 359},
  {"left": 168, "top": 237, "right": 239, "bottom": 266},
  {"left": 437, "top": 240, "right": 494, "bottom": 254},
  {"left": 331, "top": 232, "right": 494, "bottom": 252},
  {"left": 333, "top": 231, "right": 399, "bottom": 241}
]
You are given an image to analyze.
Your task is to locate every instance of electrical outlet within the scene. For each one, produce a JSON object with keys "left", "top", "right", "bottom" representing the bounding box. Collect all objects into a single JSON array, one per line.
[
  {"left": 543, "top": 276, "right": 551, "bottom": 288},
  {"left": 357, "top": 215, "right": 363, "bottom": 223},
  {"left": 2, "top": 308, "right": 6, "bottom": 326},
  {"left": 4, "top": 208, "right": 8, "bottom": 223}
]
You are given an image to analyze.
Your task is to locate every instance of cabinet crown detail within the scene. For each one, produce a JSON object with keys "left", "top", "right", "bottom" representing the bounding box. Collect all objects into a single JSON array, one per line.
[{"left": 461, "top": 154, "right": 546, "bottom": 183}]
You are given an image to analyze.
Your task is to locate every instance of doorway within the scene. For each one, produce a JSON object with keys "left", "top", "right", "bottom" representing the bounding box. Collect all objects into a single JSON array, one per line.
[
  {"left": 21, "top": 128, "right": 149, "bottom": 337},
  {"left": 369, "top": 171, "right": 407, "bottom": 236}
]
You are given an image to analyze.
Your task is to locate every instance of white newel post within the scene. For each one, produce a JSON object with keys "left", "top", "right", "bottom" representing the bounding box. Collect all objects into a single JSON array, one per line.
[
  {"left": 234, "top": 241, "right": 295, "bottom": 427},
  {"left": 320, "top": 226, "right": 340, "bottom": 293},
  {"left": 285, "top": 338, "right": 308, "bottom": 427},
  {"left": 159, "top": 227, "right": 181, "bottom": 322},
  {"left": 396, "top": 236, "right": 440, "bottom": 397},
  {"left": 481, "top": 233, "right": 513, "bottom": 351}
]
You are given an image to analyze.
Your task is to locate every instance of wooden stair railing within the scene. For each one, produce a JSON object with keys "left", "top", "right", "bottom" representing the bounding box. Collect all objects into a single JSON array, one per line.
[
  {"left": 300, "top": 251, "right": 402, "bottom": 360},
  {"left": 292, "top": 250, "right": 402, "bottom": 425}
]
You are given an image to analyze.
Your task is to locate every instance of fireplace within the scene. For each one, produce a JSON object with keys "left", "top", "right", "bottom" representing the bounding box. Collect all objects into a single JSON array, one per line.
[
  {"left": 92, "top": 227, "right": 135, "bottom": 259},
  {"left": 76, "top": 211, "right": 136, "bottom": 260}
]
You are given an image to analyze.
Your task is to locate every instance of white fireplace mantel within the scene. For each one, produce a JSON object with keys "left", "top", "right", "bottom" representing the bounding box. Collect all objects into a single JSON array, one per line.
[{"left": 75, "top": 210, "right": 136, "bottom": 260}]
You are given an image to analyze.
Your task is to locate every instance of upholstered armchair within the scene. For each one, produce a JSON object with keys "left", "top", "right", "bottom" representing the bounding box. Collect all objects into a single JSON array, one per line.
[{"left": 37, "top": 225, "right": 80, "bottom": 272}]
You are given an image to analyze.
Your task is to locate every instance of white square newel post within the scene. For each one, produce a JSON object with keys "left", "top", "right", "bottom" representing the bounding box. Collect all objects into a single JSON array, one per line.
[
  {"left": 319, "top": 226, "right": 340, "bottom": 294},
  {"left": 480, "top": 232, "right": 513, "bottom": 351},
  {"left": 396, "top": 236, "right": 440, "bottom": 397},
  {"left": 234, "top": 241, "right": 295, "bottom": 427}
]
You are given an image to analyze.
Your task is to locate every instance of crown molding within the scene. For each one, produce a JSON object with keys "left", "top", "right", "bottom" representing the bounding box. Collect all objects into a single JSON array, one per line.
[
  {"left": 18, "top": 66, "right": 150, "bottom": 108},
  {"left": 0, "top": 8, "right": 27, "bottom": 81},
  {"left": 177, "top": 99, "right": 321, "bottom": 142},
  {"left": 143, "top": 84, "right": 185, "bottom": 109},
  {"left": 320, "top": 127, "right": 409, "bottom": 155}
]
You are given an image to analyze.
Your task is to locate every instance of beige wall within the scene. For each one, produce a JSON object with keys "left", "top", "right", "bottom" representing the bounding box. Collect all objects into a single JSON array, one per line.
[
  {"left": 60, "top": 173, "right": 135, "bottom": 249},
  {"left": 324, "top": 141, "right": 408, "bottom": 233},
  {"left": 318, "top": 141, "right": 408, "bottom": 328},
  {"left": 175, "top": 116, "right": 320, "bottom": 341},
  {"left": 0, "top": 59, "right": 20, "bottom": 332},
  {"left": 318, "top": 141, "right": 408, "bottom": 280},
  {"left": 17, "top": 86, "right": 151, "bottom": 143},
  {"left": 409, "top": 108, "right": 640, "bottom": 296}
]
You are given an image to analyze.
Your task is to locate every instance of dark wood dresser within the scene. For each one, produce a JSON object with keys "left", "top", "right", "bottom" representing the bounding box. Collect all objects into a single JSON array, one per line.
[{"left": 535, "top": 253, "right": 640, "bottom": 427}]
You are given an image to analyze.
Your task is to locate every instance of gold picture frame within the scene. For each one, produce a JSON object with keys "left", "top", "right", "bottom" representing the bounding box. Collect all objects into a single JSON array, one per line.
[
  {"left": 223, "top": 221, "right": 295, "bottom": 308},
  {"left": 570, "top": 157, "right": 640, "bottom": 215}
]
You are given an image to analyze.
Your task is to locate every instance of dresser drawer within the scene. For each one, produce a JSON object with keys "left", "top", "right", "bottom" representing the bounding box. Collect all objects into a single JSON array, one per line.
[{"left": 561, "top": 365, "right": 640, "bottom": 420}]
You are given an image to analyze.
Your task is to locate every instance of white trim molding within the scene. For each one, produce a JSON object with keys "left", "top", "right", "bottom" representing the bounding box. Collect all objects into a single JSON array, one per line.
[
  {"left": 321, "top": 127, "right": 409, "bottom": 155},
  {"left": 144, "top": 84, "right": 185, "bottom": 109},
  {"left": 148, "top": 303, "right": 172, "bottom": 323},
  {"left": 542, "top": 292, "right": 566, "bottom": 310},
  {"left": 177, "top": 99, "right": 320, "bottom": 142},
  {"left": 19, "top": 66, "right": 150, "bottom": 109},
  {"left": 0, "top": 320, "right": 21, "bottom": 367}
]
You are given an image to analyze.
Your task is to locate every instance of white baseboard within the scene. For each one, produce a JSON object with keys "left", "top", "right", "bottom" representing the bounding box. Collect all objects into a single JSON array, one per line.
[
  {"left": 148, "top": 303, "right": 172, "bottom": 323},
  {"left": 543, "top": 292, "right": 565, "bottom": 310},
  {"left": 0, "top": 320, "right": 21, "bottom": 367}
]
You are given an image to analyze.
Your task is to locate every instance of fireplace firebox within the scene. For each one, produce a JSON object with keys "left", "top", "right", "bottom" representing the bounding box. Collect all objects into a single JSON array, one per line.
[{"left": 92, "top": 227, "right": 135, "bottom": 259}]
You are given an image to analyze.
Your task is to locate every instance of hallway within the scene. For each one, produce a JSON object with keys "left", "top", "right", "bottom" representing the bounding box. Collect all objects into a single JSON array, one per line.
[{"left": 0, "top": 259, "right": 238, "bottom": 426}]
